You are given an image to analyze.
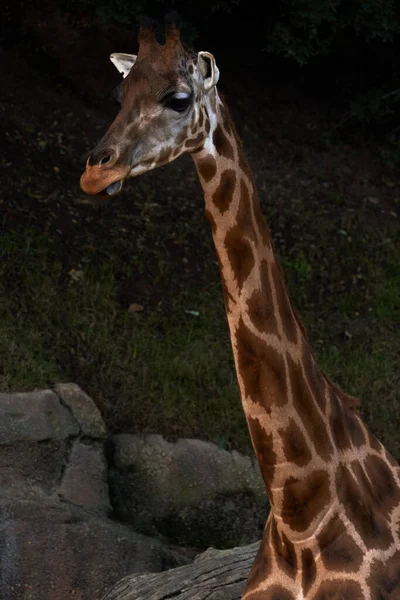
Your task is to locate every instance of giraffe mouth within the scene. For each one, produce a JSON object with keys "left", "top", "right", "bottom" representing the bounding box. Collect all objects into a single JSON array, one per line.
[
  {"left": 88, "top": 179, "right": 124, "bottom": 199},
  {"left": 80, "top": 162, "right": 127, "bottom": 198},
  {"left": 103, "top": 180, "right": 123, "bottom": 196}
]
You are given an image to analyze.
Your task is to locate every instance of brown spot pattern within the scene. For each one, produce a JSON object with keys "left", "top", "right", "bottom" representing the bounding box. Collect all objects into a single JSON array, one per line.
[
  {"left": 270, "top": 518, "right": 297, "bottom": 579},
  {"left": 198, "top": 109, "right": 204, "bottom": 128},
  {"left": 185, "top": 132, "right": 204, "bottom": 150},
  {"left": 317, "top": 514, "right": 363, "bottom": 571},
  {"left": 158, "top": 147, "right": 172, "bottom": 164},
  {"left": 176, "top": 130, "right": 187, "bottom": 146},
  {"left": 224, "top": 225, "right": 255, "bottom": 290},
  {"left": 205, "top": 208, "right": 216, "bottom": 235},
  {"left": 214, "top": 250, "right": 234, "bottom": 308},
  {"left": 270, "top": 261, "right": 298, "bottom": 344},
  {"left": 347, "top": 412, "right": 367, "bottom": 448},
  {"left": 367, "top": 550, "right": 400, "bottom": 598},
  {"left": 197, "top": 155, "right": 217, "bottom": 182},
  {"left": 312, "top": 580, "right": 364, "bottom": 599},
  {"left": 329, "top": 391, "right": 352, "bottom": 451},
  {"left": 279, "top": 418, "right": 312, "bottom": 467},
  {"left": 248, "top": 588, "right": 295, "bottom": 600},
  {"left": 213, "top": 123, "right": 234, "bottom": 159},
  {"left": 364, "top": 454, "right": 400, "bottom": 513},
  {"left": 302, "top": 344, "right": 326, "bottom": 411},
  {"left": 212, "top": 169, "right": 236, "bottom": 213},
  {"left": 288, "top": 355, "right": 334, "bottom": 461},
  {"left": 281, "top": 470, "right": 331, "bottom": 532},
  {"left": 238, "top": 143, "right": 253, "bottom": 179},
  {"left": 368, "top": 430, "right": 382, "bottom": 452},
  {"left": 247, "top": 417, "right": 275, "bottom": 490},
  {"left": 301, "top": 548, "right": 316, "bottom": 595},
  {"left": 336, "top": 463, "right": 393, "bottom": 549},
  {"left": 244, "top": 522, "right": 272, "bottom": 592},
  {"left": 236, "top": 318, "right": 288, "bottom": 409},
  {"left": 236, "top": 180, "right": 255, "bottom": 237},
  {"left": 247, "top": 261, "right": 277, "bottom": 334},
  {"left": 260, "top": 221, "right": 273, "bottom": 251},
  {"left": 250, "top": 190, "right": 266, "bottom": 229}
]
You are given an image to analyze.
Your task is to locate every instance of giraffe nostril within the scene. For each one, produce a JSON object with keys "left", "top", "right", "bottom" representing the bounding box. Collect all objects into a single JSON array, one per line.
[
  {"left": 88, "top": 150, "right": 115, "bottom": 167},
  {"left": 99, "top": 154, "right": 112, "bottom": 166}
]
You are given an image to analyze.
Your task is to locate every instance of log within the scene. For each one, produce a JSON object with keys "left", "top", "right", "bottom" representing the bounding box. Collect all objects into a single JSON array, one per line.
[{"left": 101, "top": 542, "right": 259, "bottom": 600}]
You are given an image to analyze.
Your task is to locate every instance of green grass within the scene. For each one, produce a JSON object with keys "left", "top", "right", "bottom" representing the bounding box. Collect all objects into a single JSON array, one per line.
[
  {"left": 287, "top": 223, "right": 400, "bottom": 458},
  {"left": 0, "top": 202, "right": 398, "bottom": 457},
  {"left": 0, "top": 228, "right": 247, "bottom": 447}
]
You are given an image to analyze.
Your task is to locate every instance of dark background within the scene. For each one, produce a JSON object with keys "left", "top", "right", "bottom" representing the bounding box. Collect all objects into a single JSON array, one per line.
[
  {"left": 3, "top": 0, "right": 400, "bottom": 130},
  {"left": 0, "top": 0, "right": 399, "bottom": 454}
]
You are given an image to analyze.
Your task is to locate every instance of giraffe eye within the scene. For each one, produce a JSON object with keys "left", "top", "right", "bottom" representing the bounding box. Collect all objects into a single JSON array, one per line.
[{"left": 162, "top": 92, "right": 192, "bottom": 113}]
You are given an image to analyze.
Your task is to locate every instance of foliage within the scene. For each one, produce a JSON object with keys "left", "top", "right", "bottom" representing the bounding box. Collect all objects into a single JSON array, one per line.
[
  {"left": 68, "top": 0, "right": 145, "bottom": 26},
  {"left": 66, "top": 0, "right": 198, "bottom": 43},
  {"left": 265, "top": 0, "right": 400, "bottom": 65}
]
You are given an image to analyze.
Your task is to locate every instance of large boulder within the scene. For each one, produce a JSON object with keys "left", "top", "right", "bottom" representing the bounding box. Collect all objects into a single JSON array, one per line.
[
  {"left": 0, "top": 388, "right": 80, "bottom": 444},
  {"left": 0, "top": 387, "right": 107, "bottom": 504},
  {"left": 109, "top": 434, "right": 269, "bottom": 550},
  {"left": 0, "top": 386, "right": 190, "bottom": 600},
  {"left": 0, "top": 493, "right": 188, "bottom": 600}
]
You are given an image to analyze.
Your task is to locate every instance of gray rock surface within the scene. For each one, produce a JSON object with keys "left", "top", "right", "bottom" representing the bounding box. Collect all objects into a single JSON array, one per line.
[
  {"left": 57, "top": 440, "right": 111, "bottom": 512},
  {"left": 0, "top": 386, "right": 190, "bottom": 600},
  {"left": 109, "top": 434, "right": 268, "bottom": 549},
  {"left": 0, "top": 439, "right": 68, "bottom": 497},
  {"left": 55, "top": 382, "right": 107, "bottom": 439},
  {"left": 0, "top": 389, "right": 79, "bottom": 443},
  {"left": 0, "top": 493, "right": 188, "bottom": 600}
]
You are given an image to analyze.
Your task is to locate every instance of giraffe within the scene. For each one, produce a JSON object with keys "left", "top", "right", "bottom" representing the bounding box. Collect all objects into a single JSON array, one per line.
[{"left": 80, "top": 16, "right": 400, "bottom": 599}]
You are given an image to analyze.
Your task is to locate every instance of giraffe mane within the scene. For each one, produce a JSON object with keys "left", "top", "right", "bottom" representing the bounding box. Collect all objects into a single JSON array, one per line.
[{"left": 290, "top": 301, "right": 359, "bottom": 411}]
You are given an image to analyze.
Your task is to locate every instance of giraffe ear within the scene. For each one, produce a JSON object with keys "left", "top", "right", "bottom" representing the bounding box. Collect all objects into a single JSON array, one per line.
[
  {"left": 109, "top": 53, "right": 137, "bottom": 78},
  {"left": 197, "top": 51, "right": 220, "bottom": 91}
]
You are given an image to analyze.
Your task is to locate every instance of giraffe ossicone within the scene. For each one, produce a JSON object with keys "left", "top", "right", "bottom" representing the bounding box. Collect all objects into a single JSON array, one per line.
[{"left": 80, "top": 16, "right": 400, "bottom": 599}]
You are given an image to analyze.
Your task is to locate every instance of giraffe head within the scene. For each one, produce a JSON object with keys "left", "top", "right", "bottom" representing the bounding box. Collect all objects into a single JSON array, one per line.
[{"left": 80, "top": 16, "right": 220, "bottom": 197}]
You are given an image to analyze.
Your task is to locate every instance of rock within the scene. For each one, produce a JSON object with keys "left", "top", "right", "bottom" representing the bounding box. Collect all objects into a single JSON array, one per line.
[
  {"left": 0, "top": 386, "right": 266, "bottom": 599},
  {"left": 0, "top": 387, "right": 190, "bottom": 600},
  {"left": 109, "top": 434, "right": 268, "bottom": 549},
  {"left": 0, "top": 386, "right": 108, "bottom": 501},
  {"left": 100, "top": 542, "right": 259, "bottom": 600},
  {"left": 0, "top": 389, "right": 79, "bottom": 444},
  {"left": 0, "top": 494, "right": 190, "bottom": 600},
  {"left": 0, "top": 439, "right": 68, "bottom": 497},
  {"left": 55, "top": 383, "right": 107, "bottom": 439},
  {"left": 57, "top": 440, "right": 111, "bottom": 512}
]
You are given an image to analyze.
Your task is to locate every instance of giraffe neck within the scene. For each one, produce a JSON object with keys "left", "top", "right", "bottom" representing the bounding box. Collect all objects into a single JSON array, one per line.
[{"left": 191, "top": 91, "right": 361, "bottom": 535}]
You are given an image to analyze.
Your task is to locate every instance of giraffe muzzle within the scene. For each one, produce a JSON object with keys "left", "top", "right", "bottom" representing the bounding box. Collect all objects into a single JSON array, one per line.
[{"left": 80, "top": 161, "right": 127, "bottom": 197}]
